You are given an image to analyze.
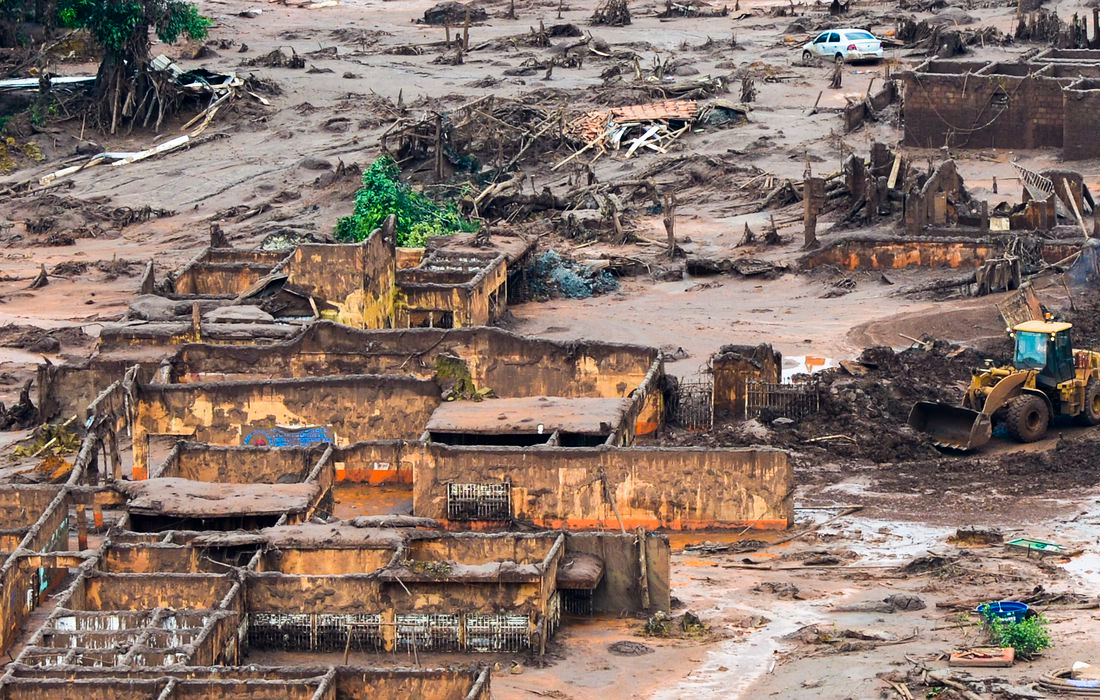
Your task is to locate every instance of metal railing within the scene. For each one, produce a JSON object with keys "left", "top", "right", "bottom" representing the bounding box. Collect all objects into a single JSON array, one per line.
[{"left": 745, "top": 380, "right": 820, "bottom": 421}]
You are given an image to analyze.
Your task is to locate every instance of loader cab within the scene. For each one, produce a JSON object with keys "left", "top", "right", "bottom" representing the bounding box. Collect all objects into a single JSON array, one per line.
[{"left": 1012, "top": 321, "right": 1075, "bottom": 385}]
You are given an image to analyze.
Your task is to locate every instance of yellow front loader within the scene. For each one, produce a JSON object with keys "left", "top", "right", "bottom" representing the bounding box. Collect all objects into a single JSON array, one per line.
[{"left": 908, "top": 321, "right": 1100, "bottom": 450}]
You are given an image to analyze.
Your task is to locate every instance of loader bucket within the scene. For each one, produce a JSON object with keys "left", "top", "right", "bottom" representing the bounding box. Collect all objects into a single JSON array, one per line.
[{"left": 907, "top": 402, "right": 992, "bottom": 451}]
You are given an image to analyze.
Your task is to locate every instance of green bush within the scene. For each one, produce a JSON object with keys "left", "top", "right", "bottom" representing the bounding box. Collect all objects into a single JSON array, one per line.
[
  {"left": 335, "top": 156, "right": 477, "bottom": 248},
  {"left": 982, "top": 609, "right": 1051, "bottom": 660}
]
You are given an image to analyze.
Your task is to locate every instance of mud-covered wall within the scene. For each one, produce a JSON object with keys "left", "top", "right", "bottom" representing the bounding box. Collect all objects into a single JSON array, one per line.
[
  {"left": 396, "top": 257, "right": 507, "bottom": 328},
  {"left": 282, "top": 233, "right": 396, "bottom": 329},
  {"left": 712, "top": 344, "right": 782, "bottom": 421},
  {"left": 0, "top": 669, "right": 486, "bottom": 700},
  {"left": 336, "top": 668, "right": 489, "bottom": 700},
  {"left": 262, "top": 548, "right": 394, "bottom": 574},
  {"left": 37, "top": 360, "right": 161, "bottom": 424},
  {"left": 802, "top": 237, "right": 1081, "bottom": 270},
  {"left": 202, "top": 249, "right": 289, "bottom": 265},
  {"left": 79, "top": 572, "right": 233, "bottom": 611},
  {"left": 335, "top": 441, "right": 410, "bottom": 484},
  {"left": 170, "top": 324, "right": 660, "bottom": 403},
  {"left": 565, "top": 532, "right": 670, "bottom": 613},
  {"left": 406, "top": 534, "right": 554, "bottom": 566},
  {"left": 0, "top": 680, "right": 167, "bottom": 700},
  {"left": 157, "top": 443, "right": 325, "bottom": 483},
  {"left": 246, "top": 573, "right": 543, "bottom": 613},
  {"left": 413, "top": 445, "right": 792, "bottom": 530},
  {"left": 131, "top": 375, "right": 441, "bottom": 477},
  {"left": 101, "top": 544, "right": 204, "bottom": 573},
  {"left": 0, "top": 486, "right": 65, "bottom": 531},
  {"left": 0, "top": 667, "right": 488, "bottom": 700},
  {"left": 0, "top": 487, "right": 71, "bottom": 657},
  {"left": 173, "top": 263, "right": 274, "bottom": 297},
  {"left": 397, "top": 284, "right": 476, "bottom": 328}
]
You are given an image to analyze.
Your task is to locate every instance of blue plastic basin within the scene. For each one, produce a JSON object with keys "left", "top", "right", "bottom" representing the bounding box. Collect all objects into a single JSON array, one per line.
[{"left": 976, "top": 601, "right": 1029, "bottom": 624}]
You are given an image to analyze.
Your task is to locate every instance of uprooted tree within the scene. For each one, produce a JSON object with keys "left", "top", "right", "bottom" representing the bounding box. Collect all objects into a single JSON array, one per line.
[{"left": 57, "top": 0, "right": 210, "bottom": 132}]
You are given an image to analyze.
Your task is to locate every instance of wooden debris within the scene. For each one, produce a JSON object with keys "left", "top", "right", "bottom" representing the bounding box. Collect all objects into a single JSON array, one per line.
[
  {"left": 30, "top": 264, "right": 49, "bottom": 289},
  {"left": 591, "top": 0, "right": 631, "bottom": 25}
]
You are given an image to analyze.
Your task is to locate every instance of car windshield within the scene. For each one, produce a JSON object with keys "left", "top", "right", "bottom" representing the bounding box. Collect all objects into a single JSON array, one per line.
[
  {"left": 846, "top": 31, "right": 874, "bottom": 39},
  {"left": 1014, "top": 331, "right": 1048, "bottom": 370}
]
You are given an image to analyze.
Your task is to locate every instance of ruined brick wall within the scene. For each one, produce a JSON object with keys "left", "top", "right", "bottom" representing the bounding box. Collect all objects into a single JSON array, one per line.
[
  {"left": 132, "top": 376, "right": 441, "bottom": 476},
  {"left": 564, "top": 532, "right": 671, "bottom": 613},
  {"left": 262, "top": 547, "right": 394, "bottom": 574},
  {"left": 37, "top": 360, "right": 160, "bottom": 423},
  {"left": 903, "top": 160, "right": 961, "bottom": 234},
  {"left": 80, "top": 572, "right": 233, "bottom": 611},
  {"left": 335, "top": 440, "right": 410, "bottom": 484},
  {"left": 170, "top": 325, "right": 661, "bottom": 403},
  {"left": 408, "top": 534, "right": 554, "bottom": 566},
  {"left": 0, "top": 669, "right": 487, "bottom": 700},
  {"left": 712, "top": 344, "right": 782, "bottom": 420},
  {"left": 1063, "top": 85, "right": 1100, "bottom": 159},
  {"left": 397, "top": 284, "right": 476, "bottom": 328},
  {"left": 283, "top": 233, "right": 397, "bottom": 329},
  {"left": 395, "top": 256, "right": 508, "bottom": 328},
  {"left": 102, "top": 544, "right": 204, "bottom": 573},
  {"left": 335, "top": 669, "right": 490, "bottom": 700},
  {"left": 172, "top": 263, "right": 273, "bottom": 297},
  {"left": 803, "top": 237, "right": 1082, "bottom": 270},
  {"left": 157, "top": 443, "right": 324, "bottom": 483},
  {"left": 246, "top": 572, "right": 544, "bottom": 613},
  {"left": 202, "top": 249, "right": 287, "bottom": 265},
  {"left": 902, "top": 72, "right": 1065, "bottom": 149},
  {"left": 0, "top": 488, "right": 71, "bottom": 656},
  {"left": 413, "top": 445, "right": 792, "bottom": 530}
]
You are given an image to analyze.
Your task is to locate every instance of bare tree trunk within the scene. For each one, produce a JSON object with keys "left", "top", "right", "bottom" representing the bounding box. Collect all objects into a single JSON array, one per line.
[{"left": 662, "top": 192, "right": 677, "bottom": 258}]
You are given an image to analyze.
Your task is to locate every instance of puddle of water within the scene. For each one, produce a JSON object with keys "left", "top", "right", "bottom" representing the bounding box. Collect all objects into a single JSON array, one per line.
[{"left": 652, "top": 597, "right": 825, "bottom": 699}]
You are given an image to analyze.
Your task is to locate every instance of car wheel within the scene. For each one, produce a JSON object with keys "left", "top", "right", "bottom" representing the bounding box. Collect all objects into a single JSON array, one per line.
[
  {"left": 802, "top": 50, "right": 812, "bottom": 63},
  {"left": 834, "top": 53, "right": 845, "bottom": 63}
]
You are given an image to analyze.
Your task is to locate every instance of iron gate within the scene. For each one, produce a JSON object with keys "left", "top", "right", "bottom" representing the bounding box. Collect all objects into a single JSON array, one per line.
[
  {"left": 446, "top": 482, "right": 511, "bottom": 521},
  {"left": 745, "top": 380, "right": 819, "bottom": 421},
  {"left": 669, "top": 379, "right": 713, "bottom": 431}
]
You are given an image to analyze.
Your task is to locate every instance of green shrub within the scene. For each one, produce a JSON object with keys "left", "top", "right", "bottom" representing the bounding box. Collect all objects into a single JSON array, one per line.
[
  {"left": 982, "top": 609, "right": 1051, "bottom": 660},
  {"left": 55, "top": 0, "right": 209, "bottom": 50},
  {"left": 335, "top": 156, "right": 477, "bottom": 248}
]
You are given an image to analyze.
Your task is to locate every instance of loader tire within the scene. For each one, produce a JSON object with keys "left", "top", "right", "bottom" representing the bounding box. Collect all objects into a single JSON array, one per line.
[
  {"left": 1004, "top": 394, "right": 1049, "bottom": 443},
  {"left": 1076, "top": 379, "right": 1100, "bottom": 426}
]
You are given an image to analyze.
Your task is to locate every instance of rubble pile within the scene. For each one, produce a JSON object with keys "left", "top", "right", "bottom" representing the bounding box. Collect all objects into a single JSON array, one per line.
[{"left": 525, "top": 249, "right": 620, "bottom": 299}]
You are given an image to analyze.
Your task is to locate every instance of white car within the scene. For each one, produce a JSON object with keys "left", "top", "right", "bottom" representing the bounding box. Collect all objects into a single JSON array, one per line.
[{"left": 801, "top": 29, "right": 884, "bottom": 63}]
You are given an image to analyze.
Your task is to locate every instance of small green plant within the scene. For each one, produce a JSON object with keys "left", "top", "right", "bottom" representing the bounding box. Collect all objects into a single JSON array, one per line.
[
  {"left": 434, "top": 353, "right": 494, "bottom": 402},
  {"left": 335, "top": 156, "right": 477, "bottom": 248},
  {"left": 981, "top": 607, "right": 1051, "bottom": 660}
]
